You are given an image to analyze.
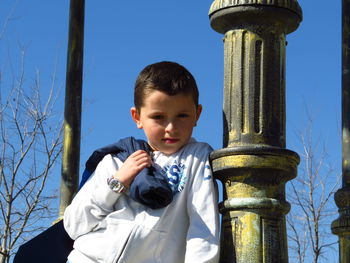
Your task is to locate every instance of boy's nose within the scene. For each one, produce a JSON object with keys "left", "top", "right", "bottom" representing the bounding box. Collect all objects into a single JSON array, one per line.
[{"left": 165, "top": 121, "right": 176, "bottom": 133}]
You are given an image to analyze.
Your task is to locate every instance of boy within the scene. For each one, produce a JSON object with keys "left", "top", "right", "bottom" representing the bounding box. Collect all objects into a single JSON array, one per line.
[{"left": 64, "top": 61, "right": 220, "bottom": 263}]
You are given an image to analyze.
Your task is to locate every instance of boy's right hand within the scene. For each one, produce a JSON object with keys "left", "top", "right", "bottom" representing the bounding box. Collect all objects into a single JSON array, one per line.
[{"left": 113, "top": 150, "right": 152, "bottom": 188}]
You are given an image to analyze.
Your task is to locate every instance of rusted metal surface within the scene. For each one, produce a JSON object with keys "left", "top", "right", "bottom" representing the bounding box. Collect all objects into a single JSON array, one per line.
[
  {"left": 59, "top": 0, "right": 85, "bottom": 217},
  {"left": 331, "top": 0, "right": 350, "bottom": 261},
  {"left": 208, "top": 0, "right": 302, "bottom": 261}
]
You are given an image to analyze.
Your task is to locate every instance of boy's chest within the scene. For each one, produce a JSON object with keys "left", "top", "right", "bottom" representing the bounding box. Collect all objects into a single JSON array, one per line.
[{"left": 152, "top": 152, "right": 192, "bottom": 195}]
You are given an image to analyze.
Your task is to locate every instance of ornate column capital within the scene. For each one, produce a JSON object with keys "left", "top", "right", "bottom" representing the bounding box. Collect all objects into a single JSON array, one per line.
[{"left": 209, "top": 0, "right": 302, "bottom": 34}]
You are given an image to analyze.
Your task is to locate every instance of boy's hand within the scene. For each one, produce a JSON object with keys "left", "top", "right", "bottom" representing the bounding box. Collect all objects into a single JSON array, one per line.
[{"left": 113, "top": 150, "right": 152, "bottom": 188}]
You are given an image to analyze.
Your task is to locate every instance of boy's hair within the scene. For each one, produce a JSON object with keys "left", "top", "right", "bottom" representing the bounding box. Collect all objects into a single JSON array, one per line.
[{"left": 134, "top": 61, "right": 199, "bottom": 111}]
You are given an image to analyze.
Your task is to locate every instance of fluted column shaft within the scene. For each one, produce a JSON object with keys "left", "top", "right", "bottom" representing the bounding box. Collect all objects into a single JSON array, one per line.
[{"left": 223, "top": 30, "right": 286, "bottom": 148}]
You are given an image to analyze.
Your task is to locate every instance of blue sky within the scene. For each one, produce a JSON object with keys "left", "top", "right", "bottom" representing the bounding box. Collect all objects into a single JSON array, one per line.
[
  {"left": 1, "top": 0, "right": 342, "bottom": 259},
  {"left": 1, "top": 0, "right": 341, "bottom": 163}
]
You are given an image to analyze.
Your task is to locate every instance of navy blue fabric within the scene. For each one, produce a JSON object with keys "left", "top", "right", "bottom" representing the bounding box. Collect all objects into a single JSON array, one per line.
[
  {"left": 81, "top": 137, "right": 173, "bottom": 209},
  {"left": 14, "top": 220, "right": 73, "bottom": 263}
]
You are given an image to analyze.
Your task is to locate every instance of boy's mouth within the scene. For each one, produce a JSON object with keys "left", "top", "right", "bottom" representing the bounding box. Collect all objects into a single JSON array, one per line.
[{"left": 162, "top": 138, "right": 179, "bottom": 144}]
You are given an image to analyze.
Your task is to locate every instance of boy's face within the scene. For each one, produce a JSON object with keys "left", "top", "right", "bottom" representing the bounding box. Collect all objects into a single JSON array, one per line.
[{"left": 131, "top": 90, "right": 202, "bottom": 155}]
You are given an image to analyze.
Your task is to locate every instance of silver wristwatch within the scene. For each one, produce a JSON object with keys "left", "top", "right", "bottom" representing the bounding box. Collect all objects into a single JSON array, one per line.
[{"left": 107, "top": 177, "right": 125, "bottom": 193}]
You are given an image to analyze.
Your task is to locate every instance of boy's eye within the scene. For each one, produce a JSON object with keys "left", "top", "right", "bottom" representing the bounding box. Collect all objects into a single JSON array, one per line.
[
  {"left": 151, "top": 115, "right": 163, "bottom": 120},
  {"left": 178, "top": 113, "right": 189, "bottom": 118}
]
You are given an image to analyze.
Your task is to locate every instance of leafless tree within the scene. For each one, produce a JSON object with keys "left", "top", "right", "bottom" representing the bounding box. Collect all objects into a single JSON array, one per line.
[
  {"left": 0, "top": 48, "right": 63, "bottom": 263},
  {"left": 287, "top": 120, "right": 340, "bottom": 263}
]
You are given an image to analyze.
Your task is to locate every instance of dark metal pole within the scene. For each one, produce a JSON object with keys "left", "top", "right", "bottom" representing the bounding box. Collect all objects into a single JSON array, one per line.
[
  {"left": 342, "top": 0, "right": 350, "bottom": 189},
  {"left": 59, "top": 0, "right": 85, "bottom": 217},
  {"left": 331, "top": 0, "right": 350, "bottom": 261}
]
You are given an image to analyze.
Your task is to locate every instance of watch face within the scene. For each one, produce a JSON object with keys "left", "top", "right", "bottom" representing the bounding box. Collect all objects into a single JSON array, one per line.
[{"left": 108, "top": 178, "right": 125, "bottom": 193}]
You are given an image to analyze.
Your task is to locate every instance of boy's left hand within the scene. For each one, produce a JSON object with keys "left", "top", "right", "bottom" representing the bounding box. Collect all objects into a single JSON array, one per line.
[{"left": 113, "top": 150, "right": 152, "bottom": 188}]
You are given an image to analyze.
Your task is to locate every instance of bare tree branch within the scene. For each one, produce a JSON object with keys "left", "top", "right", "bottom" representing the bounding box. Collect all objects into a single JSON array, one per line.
[
  {"left": 0, "top": 48, "right": 63, "bottom": 263},
  {"left": 287, "top": 117, "right": 340, "bottom": 263}
]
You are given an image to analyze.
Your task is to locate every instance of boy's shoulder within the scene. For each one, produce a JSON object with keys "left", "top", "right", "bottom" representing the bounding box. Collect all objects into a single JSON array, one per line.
[{"left": 181, "top": 138, "right": 213, "bottom": 156}]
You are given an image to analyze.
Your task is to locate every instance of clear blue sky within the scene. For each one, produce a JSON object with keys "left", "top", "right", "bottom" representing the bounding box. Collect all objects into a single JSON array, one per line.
[
  {"left": 1, "top": 0, "right": 341, "bottom": 163},
  {"left": 1, "top": 0, "right": 342, "bottom": 259}
]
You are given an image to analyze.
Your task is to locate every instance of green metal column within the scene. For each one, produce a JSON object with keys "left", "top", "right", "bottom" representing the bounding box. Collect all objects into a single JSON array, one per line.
[
  {"left": 331, "top": 0, "right": 350, "bottom": 261},
  {"left": 59, "top": 0, "right": 85, "bottom": 217},
  {"left": 208, "top": 1, "right": 302, "bottom": 262}
]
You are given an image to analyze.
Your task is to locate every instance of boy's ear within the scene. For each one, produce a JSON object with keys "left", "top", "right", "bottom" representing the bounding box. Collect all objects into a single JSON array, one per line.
[
  {"left": 195, "top": 104, "right": 202, "bottom": 126},
  {"left": 130, "top": 107, "right": 143, "bottom": 129}
]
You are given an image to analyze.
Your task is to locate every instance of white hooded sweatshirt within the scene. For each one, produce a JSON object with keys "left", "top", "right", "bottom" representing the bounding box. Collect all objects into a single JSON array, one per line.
[{"left": 64, "top": 139, "right": 220, "bottom": 263}]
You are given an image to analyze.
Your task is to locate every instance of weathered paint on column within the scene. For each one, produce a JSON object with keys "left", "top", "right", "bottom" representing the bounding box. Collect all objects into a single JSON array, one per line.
[
  {"left": 208, "top": 1, "right": 302, "bottom": 262},
  {"left": 331, "top": 0, "right": 350, "bottom": 261},
  {"left": 59, "top": 0, "right": 85, "bottom": 217}
]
